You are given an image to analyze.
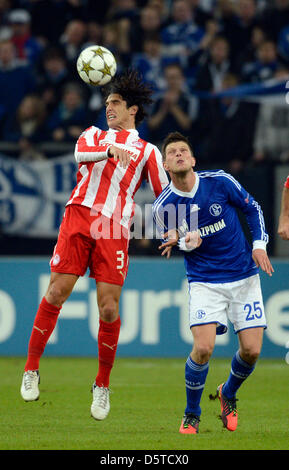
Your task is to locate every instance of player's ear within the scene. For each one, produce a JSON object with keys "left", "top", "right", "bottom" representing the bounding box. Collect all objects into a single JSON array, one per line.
[
  {"left": 191, "top": 155, "right": 196, "bottom": 168},
  {"left": 163, "top": 159, "right": 169, "bottom": 171},
  {"left": 130, "top": 104, "right": 138, "bottom": 117},
  {"left": 163, "top": 161, "right": 170, "bottom": 172}
]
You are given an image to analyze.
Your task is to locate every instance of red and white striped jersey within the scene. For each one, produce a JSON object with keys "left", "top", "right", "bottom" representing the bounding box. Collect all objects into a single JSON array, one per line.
[{"left": 66, "top": 126, "right": 169, "bottom": 229}]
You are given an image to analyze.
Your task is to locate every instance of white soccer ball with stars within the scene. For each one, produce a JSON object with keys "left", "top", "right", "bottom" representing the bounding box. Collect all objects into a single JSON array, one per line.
[{"left": 76, "top": 45, "right": 117, "bottom": 86}]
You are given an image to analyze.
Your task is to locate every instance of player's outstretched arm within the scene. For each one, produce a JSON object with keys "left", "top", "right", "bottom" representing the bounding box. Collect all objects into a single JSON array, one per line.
[
  {"left": 75, "top": 142, "right": 134, "bottom": 168},
  {"left": 74, "top": 127, "right": 136, "bottom": 167},
  {"left": 252, "top": 249, "right": 274, "bottom": 277}
]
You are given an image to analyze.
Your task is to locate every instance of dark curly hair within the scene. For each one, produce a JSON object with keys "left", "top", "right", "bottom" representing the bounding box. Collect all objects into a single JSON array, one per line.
[{"left": 103, "top": 69, "right": 153, "bottom": 126}]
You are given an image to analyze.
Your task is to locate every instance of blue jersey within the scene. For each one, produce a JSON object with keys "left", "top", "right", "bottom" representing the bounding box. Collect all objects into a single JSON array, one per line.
[{"left": 152, "top": 170, "right": 269, "bottom": 283}]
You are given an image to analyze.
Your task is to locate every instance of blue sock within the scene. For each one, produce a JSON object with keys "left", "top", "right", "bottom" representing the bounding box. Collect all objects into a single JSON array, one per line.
[
  {"left": 222, "top": 351, "right": 255, "bottom": 399},
  {"left": 184, "top": 356, "right": 209, "bottom": 417}
]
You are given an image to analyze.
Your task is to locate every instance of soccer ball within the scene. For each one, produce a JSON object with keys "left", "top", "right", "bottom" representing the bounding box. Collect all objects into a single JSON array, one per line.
[{"left": 76, "top": 45, "right": 117, "bottom": 86}]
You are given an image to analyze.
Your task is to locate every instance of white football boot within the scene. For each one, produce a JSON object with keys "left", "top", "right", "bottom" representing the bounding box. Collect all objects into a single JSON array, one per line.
[
  {"left": 91, "top": 383, "right": 110, "bottom": 420},
  {"left": 20, "top": 370, "right": 40, "bottom": 401}
]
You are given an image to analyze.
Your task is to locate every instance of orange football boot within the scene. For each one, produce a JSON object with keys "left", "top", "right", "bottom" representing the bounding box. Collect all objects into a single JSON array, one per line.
[
  {"left": 217, "top": 383, "right": 238, "bottom": 431},
  {"left": 179, "top": 414, "right": 200, "bottom": 434}
]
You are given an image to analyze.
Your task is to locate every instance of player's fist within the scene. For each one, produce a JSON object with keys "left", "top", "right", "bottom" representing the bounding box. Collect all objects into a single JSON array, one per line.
[
  {"left": 277, "top": 217, "right": 289, "bottom": 240},
  {"left": 108, "top": 145, "right": 134, "bottom": 168},
  {"left": 184, "top": 231, "right": 202, "bottom": 250}
]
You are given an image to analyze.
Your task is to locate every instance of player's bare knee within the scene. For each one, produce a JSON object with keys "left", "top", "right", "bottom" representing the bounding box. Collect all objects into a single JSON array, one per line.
[
  {"left": 240, "top": 347, "right": 260, "bottom": 365},
  {"left": 193, "top": 343, "right": 214, "bottom": 363},
  {"left": 98, "top": 299, "right": 118, "bottom": 323},
  {"left": 46, "top": 281, "right": 70, "bottom": 307}
]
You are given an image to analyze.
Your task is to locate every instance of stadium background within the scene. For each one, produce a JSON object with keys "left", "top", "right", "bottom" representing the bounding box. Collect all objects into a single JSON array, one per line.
[{"left": 0, "top": 0, "right": 288, "bottom": 361}]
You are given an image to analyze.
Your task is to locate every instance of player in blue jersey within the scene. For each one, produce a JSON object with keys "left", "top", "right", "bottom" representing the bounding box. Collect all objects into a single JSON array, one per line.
[{"left": 152, "top": 131, "right": 274, "bottom": 434}]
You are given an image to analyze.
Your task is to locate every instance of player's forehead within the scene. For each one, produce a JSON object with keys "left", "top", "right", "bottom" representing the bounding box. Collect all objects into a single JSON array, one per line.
[
  {"left": 105, "top": 93, "right": 125, "bottom": 106},
  {"left": 166, "top": 140, "right": 191, "bottom": 153}
]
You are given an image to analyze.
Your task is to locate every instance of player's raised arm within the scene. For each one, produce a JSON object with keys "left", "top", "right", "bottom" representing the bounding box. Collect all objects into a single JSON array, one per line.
[
  {"left": 74, "top": 126, "right": 112, "bottom": 163},
  {"left": 75, "top": 127, "right": 144, "bottom": 168}
]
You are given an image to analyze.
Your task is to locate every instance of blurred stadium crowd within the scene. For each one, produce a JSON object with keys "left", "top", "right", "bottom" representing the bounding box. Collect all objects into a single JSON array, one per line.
[
  {"left": 1, "top": 0, "right": 289, "bottom": 167},
  {"left": 0, "top": 0, "right": 289, "bottom": 255}
]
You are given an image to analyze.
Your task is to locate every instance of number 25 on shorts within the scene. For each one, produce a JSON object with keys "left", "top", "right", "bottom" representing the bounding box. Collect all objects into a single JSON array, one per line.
[{"left": 244, "top": 301, "right": 263, "bottom": 321}]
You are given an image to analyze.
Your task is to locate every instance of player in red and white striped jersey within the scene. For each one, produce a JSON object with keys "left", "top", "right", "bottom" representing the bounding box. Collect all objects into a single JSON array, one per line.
[
  {"left": 278, "top": 175, "right": 289, "bottom": 240},
  {"left": 20, "top": 71, "right": 169, "bottom": 419},
  {"left": 67, "top": 125, "right": 167, "bottom": 229}
]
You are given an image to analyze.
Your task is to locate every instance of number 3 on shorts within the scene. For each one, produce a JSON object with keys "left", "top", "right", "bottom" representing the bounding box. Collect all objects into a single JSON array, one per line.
[
  {"left": 116, "top": 250, "right": 125, "bottom": 270},
  {"left": 244, "top": 301, "right": 263, "bottom": 321}
]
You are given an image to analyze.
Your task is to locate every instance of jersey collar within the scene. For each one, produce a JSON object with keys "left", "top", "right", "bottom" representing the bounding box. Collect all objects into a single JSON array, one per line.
[
  {"left": 107, "top": 127, "right": 139, "bottom": 135},
  {"left": 170, "top": 172, "right": 199, "bottom": 198}
]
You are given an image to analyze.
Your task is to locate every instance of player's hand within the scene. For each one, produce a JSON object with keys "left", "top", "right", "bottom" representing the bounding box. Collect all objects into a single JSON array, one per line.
[
  {"left": 158, "top": 229, "right": 179, "bottom": 259},
  {"left": 184, "top": 231, "right": 202, "bottom": 250},
  {"left": 108, "top": 145, "right": 134, "bottom": 169},
  {"left": 252, "top": 249, "right": 274, "bottom": 277},
  {"left": 277, "top": 217, "right": 289, "bottom": 240}
]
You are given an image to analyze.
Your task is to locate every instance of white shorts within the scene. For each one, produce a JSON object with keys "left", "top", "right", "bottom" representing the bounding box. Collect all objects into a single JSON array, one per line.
[{"left": 188, "top": 274, "right": 267, "bottom": 335}]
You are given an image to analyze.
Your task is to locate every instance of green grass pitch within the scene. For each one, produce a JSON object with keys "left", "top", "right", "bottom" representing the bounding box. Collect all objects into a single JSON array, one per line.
[{"left": 0, "top": 357, "right": 288, "bottom": 450}]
